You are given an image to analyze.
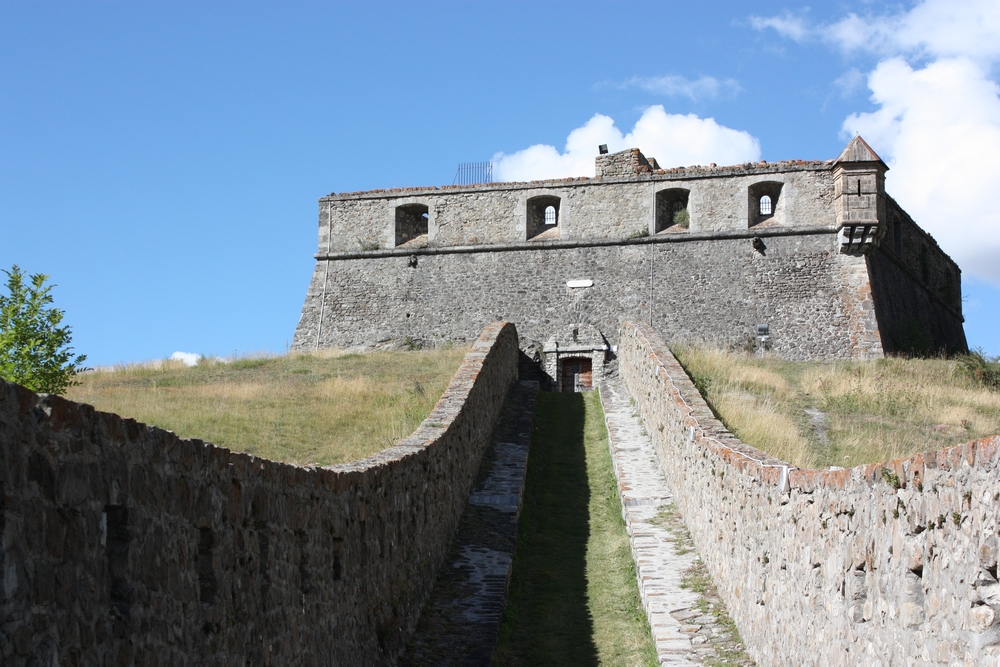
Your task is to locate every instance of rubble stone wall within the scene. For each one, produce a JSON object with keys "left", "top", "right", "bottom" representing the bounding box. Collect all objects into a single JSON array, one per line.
[
  {"left": 295, "top": 230, "right": 885, "bottom": 361},
  {"left": 870, "top": 198, "right": 967, "bottom": 355},
  {"left": 617, "top": 321, "right": 1000, "bottom": 667},
  {"left": 0, "top": 322, "right": 520, "bottom": 667}
]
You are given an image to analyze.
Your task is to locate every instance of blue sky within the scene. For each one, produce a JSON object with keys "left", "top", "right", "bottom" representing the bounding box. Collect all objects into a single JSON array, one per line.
[{"left": 2, "top": 1, "right": 998, "bottom": 365}]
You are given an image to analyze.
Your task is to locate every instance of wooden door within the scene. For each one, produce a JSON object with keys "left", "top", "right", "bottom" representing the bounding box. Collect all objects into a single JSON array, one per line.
[{"left": 560, "top": 357, "right": 593, "bottom": 392}]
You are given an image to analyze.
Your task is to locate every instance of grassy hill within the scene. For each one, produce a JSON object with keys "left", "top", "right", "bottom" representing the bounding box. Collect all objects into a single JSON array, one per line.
[
  {"left": 65, "top": 346, "right": 469, "bottom": 466},
  {"left": 673, "top": 347, "right": 1000, "bottom": 470}
]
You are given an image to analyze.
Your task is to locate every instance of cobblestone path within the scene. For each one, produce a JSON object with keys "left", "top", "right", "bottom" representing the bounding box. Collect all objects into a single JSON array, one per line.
[
  {"left": 398, "top": 380, "right": 538, "bottom": 667},
  {"left": 600, "top": 378, "right": 755, "bottom": 667}
]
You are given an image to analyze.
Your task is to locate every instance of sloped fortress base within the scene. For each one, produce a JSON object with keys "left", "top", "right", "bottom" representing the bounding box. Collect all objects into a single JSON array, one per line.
[
  {"left": 0, "top": 323, "right": 520, "bottom": 666},
  {"left": 617, "top": 321, "right": 1000, "bottom": 666}
]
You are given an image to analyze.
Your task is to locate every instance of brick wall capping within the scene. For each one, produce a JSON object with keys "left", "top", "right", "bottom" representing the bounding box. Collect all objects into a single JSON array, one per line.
[
  {"left": 14, "top": 333, "right": 499, "bottom": 483},
  {"left": 324, "top": 161, "right": 832, "bottom": 201},
  {"left": 622, "top": 320, "right": 1000, "bottom": 494}
]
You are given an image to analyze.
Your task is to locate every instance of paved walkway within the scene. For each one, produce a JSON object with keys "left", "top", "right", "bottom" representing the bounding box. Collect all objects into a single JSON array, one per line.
[
  {"left": 398, "top": 380, "right": 538, "bottom": 667},
  {"left": 600, "top": 378, "right": 755, "bottom": 667}
]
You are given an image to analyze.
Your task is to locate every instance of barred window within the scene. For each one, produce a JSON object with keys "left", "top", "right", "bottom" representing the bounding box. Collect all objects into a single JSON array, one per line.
[
  {"left": 544, "top": 205, "right": 557, "bottom": 225},
  {"left": 759, "top": 195, "right": 772, "bottom": 216}
]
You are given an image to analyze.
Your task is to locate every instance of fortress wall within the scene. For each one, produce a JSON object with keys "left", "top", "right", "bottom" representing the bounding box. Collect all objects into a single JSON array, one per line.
[
  {"left": 0, "top": 322, "right": 520, "bottom": 667},
  {"left": 868, "top": 199, "right": 966, "bottom": 354},
  {"left": 317, "top": 165, "right": 835, "bottom": 252},
  {"left": 868, "top": 246, "right": 968, "bottom": 355},
  {"left": 617, "top": 321, "right": 1000, "bottom": 667},
  {"left": 294, "top": 231, "right": 883, "bottom": 360}
]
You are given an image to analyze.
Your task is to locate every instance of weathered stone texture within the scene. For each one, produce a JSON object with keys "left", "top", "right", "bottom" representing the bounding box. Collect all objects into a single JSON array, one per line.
[
  {"left": 618, "top": 321, "right": 1000, "bottom": 667},
  {"left": 0, "top": 322, "right": 520, "bottom": 666},
  {"left": 318, "top": 162, "right": 838, "bottom": 251},
  {"left": 299, "top": 143, "right": 966, "bottom": 361},
  {"left": 295, "top": 232, "right": 884, "bottom": 361}
]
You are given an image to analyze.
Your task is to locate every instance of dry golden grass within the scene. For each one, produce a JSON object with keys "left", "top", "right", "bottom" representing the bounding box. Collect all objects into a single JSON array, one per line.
[
  {"left": 672, "top": 346, "right": 1000, "bottom": 469},
  {"left": 65, "top": 347, "right": 469, "bottom": 466}
]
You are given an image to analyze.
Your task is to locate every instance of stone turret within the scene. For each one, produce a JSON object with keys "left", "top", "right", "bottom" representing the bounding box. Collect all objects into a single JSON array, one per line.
[{"left": 834, "top": 135, "right": 887, "bottom": 253}]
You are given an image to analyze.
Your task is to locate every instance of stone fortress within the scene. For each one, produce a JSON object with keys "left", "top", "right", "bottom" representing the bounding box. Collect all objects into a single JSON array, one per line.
[
  {"left": 4, "top": 138, "right": 996, "bottom": 667},
  {"left": 293, "top": 136, "right": 967, "bottom": 389}
]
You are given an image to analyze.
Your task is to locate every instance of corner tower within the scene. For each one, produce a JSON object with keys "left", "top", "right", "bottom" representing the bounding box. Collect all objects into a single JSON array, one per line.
[{"left": 834, "top": 136, "right": 887, "bottom": 253}]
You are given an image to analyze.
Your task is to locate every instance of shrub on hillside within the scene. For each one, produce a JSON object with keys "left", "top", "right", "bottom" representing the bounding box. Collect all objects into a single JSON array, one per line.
[
  {"left": 957, "top": 348, "right": 1000, "bottom": 391},
  {"left": 0, "top": 265, "right": 87, "bottom": 394}
]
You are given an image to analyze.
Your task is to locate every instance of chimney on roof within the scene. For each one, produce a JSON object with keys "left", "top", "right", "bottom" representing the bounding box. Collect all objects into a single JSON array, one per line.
[{"left": 595, "top": 147, "right": 656, "bottom": 178}]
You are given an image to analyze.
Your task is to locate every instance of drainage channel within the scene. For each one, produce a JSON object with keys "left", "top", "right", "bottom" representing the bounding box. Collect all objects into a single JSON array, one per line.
[{"left": 397, "top": 380, "right": 538, "bottom": 667}]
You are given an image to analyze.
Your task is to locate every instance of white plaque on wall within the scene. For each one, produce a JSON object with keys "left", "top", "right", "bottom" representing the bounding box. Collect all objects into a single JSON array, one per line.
[{"left": 566, "top": 279, "right": 594, "bottom": 289}]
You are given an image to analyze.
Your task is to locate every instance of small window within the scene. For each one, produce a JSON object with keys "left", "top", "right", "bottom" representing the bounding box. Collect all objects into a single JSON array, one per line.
[
  {"left": 759, "top": 195, "right": 772, "bottom": 216},
  {"left": 748, "top": 181, "right": 782, "bottom": 227},
  {"left": 544, "top": 205, "right": 557, "bottom": 225},
  {"left": 526, "top": 195, "right": 561, "bottom": 239},
  {"left": 654, "top": 188, "right": 690, "bottom": 232},
  {"left": 395, "top": 203, "right": 429, "bottom": 247}
]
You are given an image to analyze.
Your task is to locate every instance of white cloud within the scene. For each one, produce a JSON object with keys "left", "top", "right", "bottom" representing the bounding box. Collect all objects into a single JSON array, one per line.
[
  {"left": 618, "top": 74, "right": 741, "bottom": 101},
  {"left": 756, "top": 0, "right": 1000, "bottom": 286},
  {"left": 170, "top": 351, "right": 199, "bottom": 367},
  {"left": 825, "top": 1, "right": 1000, "bottom": 62},
  {"left": 493, "top": 106, "right": 760, "bottom": 182},
  {"left": 749, "top": 13, "right": 810, "bottom": 42},
  {"left": 844, "top": 57, "right": 1000, "bottom": 284},
  {"left": 832, "top": 68, "right": 866, "bottom": 98}
]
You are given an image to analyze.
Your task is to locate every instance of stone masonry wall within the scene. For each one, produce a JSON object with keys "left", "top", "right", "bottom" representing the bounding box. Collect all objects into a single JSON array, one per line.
[
  {"left": 0, "top": 322, "right": 520, "bottom": 667},
  {"left": 318, "top": 162, "right": 836, "bottom": 252},
  {"left": 617, "top": 321, "right": 1000, "bottom": 667},
  {"left": 869, "top": 198, "right": 967, "bottom": 355},
  {"left": 294, "top": 231, "right": 884, "bottom": 361}
]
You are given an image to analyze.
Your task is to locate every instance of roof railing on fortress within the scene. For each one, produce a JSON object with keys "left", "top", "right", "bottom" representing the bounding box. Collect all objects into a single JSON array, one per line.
[{"left": 324, "top": 158, "right": 833, "bottom": 199}]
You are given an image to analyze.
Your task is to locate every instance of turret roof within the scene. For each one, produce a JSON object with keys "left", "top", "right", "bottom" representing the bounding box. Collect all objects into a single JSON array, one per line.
[{"left": 836, "top": 135, "right": 887, "bottom": 168}]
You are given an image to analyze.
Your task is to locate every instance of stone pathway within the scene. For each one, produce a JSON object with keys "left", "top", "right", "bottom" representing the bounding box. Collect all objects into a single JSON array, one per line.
[
  {"left": 600, "top": 378, "right": 755, "bottom": 667},
  {"left": 397, "top": 380, "right": 538, "bottom": 667}
]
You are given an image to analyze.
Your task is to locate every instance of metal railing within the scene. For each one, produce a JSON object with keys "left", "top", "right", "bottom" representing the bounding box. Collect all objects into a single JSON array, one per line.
[{"left": 453, "top": 161, "right": 493, "bottom": 186}]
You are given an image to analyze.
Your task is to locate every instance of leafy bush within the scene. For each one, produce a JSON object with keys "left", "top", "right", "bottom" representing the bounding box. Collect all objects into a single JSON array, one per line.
[
  {"left": 673, "top": 208, "right": 690, "bottom": 228},
  {"left": 0, "top": 265, "right": 87, "bottom": 394},
  {"left": 957, "top": 348, "right": 1000, "bottom": 391}
]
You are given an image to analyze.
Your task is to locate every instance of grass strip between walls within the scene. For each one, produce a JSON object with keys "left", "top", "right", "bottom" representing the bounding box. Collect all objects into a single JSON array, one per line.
[{"left": 492, "top": 390, "right": 658, "bottom": 667}]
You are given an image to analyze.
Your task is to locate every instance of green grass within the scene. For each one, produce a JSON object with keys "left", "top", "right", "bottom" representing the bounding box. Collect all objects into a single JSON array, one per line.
[
  {"left": 492, "top": 391, "right": 658, "bottom": 667},
  {"left": 673, "top": 346, "right": 1000, "bottom": 469},
  {"left": 65, "top": 347, "right": 468, "bottom": 465}
]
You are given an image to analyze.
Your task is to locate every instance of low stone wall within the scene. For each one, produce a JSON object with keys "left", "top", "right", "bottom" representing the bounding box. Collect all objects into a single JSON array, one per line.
[
  {"left": 617, "top": 321, "right": 1000, "bottom": 667},
  {"left": 0, "top": 322, "right": 520, "bottom": 666}
]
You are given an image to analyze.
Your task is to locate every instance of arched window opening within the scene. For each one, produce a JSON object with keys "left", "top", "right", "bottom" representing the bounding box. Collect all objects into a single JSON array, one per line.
[
  {"left": 759, "top": 195, "right": 772, "bottom": 216},
  {"left": 544, "top": 205, "right": 557, "bottom": 225},
  {"left": 526, "top": 195, "right": 561, "bottom": 240},
  {"left": 655, "top": 188, "right": 690, "bottom": 232},
  {"left": 748, "top": 182, "right": 783, "bottom": 227},
  {"left": 395, "top": 203, "right": 429, "bottom": 247}
]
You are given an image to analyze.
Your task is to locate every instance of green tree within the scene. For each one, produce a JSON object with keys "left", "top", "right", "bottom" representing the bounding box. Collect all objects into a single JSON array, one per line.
[{"left": 0, "top": 265, "right": 87, "bottom": 394}]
